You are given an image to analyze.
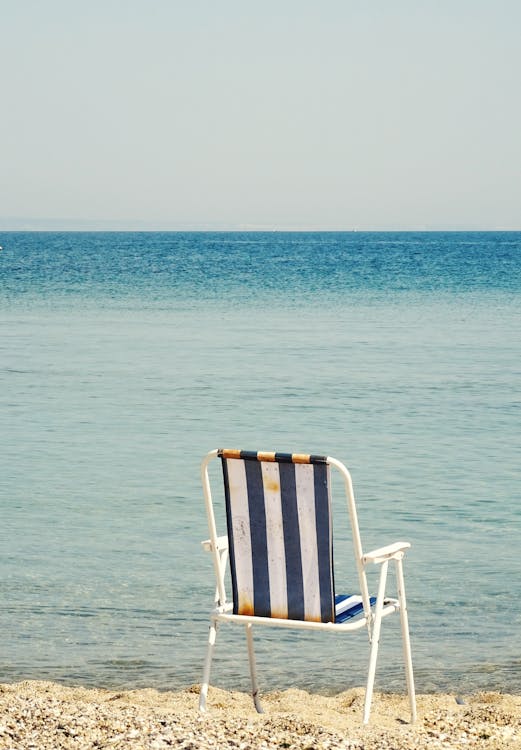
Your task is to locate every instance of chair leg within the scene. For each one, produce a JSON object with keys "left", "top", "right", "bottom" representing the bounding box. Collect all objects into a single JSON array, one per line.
[
  {"left": 396, "top": 558, "right": 417, "bottom": 723},
  {"left": 199, "top": 619, "right": 218, "bottom": 712},
  {"left": 363, "top": 560, "right": 388, "bottom": 725},
  {"left": 246, "top": 623, "right": 264, "bottom": 713}
]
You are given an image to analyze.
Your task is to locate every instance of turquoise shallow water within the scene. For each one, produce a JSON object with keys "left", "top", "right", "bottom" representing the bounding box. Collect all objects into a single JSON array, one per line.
[{"left": 0, "top": 232, "right": 520, "bottom": 694}]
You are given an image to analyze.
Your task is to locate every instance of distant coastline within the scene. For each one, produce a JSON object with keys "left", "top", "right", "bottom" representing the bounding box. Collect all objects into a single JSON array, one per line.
[{"left": 1, "top": 219, "right": 520, "bottom": 232}]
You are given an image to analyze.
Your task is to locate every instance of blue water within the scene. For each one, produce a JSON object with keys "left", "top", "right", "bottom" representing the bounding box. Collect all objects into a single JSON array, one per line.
[{"left": 1, "top": 231, "right": 520, "bottom": 695}]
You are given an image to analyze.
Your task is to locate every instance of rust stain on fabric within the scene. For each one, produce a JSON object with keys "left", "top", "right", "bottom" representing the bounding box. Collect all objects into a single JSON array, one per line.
[
  {"left": 262, "top": 475, "right": 280, "bottom": 493},
  {"left": 238, "top": 597, "right": 254, "bottom": 617},
  {"left": 304, "top": 613, "right": 323, "bottom": 623},
  {"left": 269, "top": 608, "right": 289, "bottom": 620}
]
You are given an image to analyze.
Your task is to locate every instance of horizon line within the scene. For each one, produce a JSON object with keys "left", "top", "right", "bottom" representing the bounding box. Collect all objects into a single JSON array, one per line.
[{"left": 1, "top": 219, "right": 520, "bottom": 233}]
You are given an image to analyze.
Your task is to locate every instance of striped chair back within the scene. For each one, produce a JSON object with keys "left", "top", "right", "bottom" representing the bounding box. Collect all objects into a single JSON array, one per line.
[{"left": 219, "top": 449, "right": 335, "bottom": 623}]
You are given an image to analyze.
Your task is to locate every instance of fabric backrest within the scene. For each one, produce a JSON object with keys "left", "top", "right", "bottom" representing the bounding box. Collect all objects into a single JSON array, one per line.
[{"left": 219, "top": 449, "right": 335, "bottom": 623}]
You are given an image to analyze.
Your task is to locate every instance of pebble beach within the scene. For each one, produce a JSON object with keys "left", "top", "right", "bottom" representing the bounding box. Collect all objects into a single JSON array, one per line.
[{"left": 0, "top": 682, "right": 519, "bottom": 750}]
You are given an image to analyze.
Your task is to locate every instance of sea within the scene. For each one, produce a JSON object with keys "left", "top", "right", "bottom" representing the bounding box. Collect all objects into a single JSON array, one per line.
[{"left": 1, "top": 231, "right": 520, "bottom": 696}]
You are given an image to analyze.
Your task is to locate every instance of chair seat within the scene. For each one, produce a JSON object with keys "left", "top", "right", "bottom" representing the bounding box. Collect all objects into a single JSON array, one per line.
[{"left": 335, "top": 594, "right": 377, "bottom": 623}]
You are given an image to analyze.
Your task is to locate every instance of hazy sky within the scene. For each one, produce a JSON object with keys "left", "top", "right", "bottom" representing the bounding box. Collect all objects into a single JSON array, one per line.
[{"left": 1, "top": 1, "right": 520, "bottom": 230}]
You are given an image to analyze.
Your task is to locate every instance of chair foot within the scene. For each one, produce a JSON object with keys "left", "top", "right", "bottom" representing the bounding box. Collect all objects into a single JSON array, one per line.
[
  {"left": 198, "top": 692, "right": 208, "bottom": 712},
  {"left": 252, "top": 690, "right": 264, "bottom": 714},
  {"left": 395, "top": 558, "right": 417, "bottom": 724},
  {"left": 246, "top": 623, "right": 264, "bottom": 713},
  {"left": 363, "top": 560, "right": 389, "bottom": 724},
  {"left": 199, "top": 620, "right": 218, "bottom": 712}
]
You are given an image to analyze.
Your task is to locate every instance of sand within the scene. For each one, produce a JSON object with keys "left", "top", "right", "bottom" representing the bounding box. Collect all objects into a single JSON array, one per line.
[{"left": 0, "top": 681, "right": 519, "bottom": 749}]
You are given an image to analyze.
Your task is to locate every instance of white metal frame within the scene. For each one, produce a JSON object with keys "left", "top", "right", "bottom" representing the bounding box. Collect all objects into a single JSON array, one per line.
[{"left": 199, "top": 449, "right": 416, "bottom": 725}]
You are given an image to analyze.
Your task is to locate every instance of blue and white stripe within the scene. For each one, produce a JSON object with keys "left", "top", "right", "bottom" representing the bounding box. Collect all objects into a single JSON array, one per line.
[{"left": 220, "top": 450, "right": 335, "bottom": 623}]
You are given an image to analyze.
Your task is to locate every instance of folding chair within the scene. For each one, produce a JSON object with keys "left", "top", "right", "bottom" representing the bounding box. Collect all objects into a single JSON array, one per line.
[{"left": 199, "top": 449, "right": 416, "bottom": 724}]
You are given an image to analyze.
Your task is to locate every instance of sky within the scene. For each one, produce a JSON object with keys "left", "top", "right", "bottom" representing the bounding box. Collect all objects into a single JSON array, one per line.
[{"left": 1, "top": 0, "right": 520, "bottom": 231}]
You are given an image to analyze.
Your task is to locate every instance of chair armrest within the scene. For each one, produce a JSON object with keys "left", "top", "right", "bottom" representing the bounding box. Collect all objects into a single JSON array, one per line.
[
  {"left": 362, "top": 541, "right": 411, "bottom": 565},
  {"left": 201, "top": 535, "right": 229, "bottom": 553}
]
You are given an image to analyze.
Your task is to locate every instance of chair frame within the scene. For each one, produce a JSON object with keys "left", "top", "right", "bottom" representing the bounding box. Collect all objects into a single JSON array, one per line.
[{"left": 199, "top": 449, "right": 416, "bottom": 724}]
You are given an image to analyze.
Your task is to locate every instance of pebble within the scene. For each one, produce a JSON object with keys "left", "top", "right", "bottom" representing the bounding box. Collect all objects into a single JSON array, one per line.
[{"left": 0, "top": 682, "right": 519, "bottom": 749}]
